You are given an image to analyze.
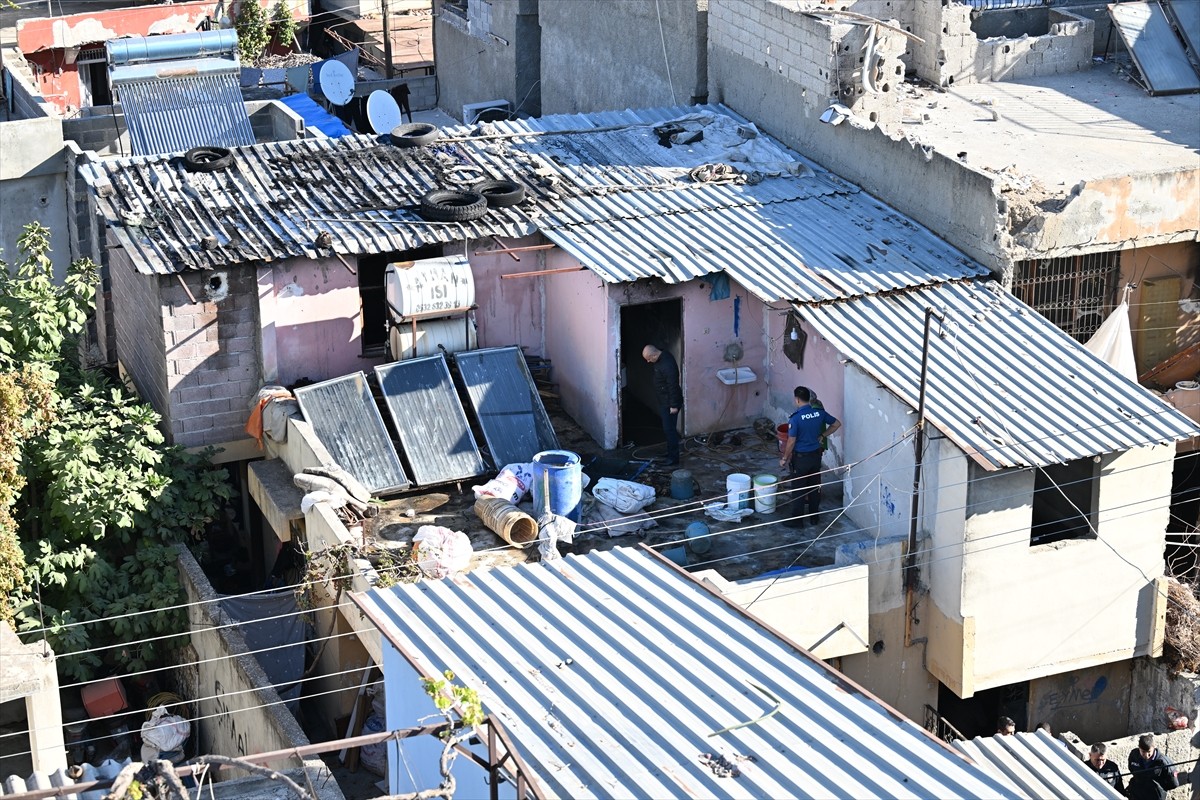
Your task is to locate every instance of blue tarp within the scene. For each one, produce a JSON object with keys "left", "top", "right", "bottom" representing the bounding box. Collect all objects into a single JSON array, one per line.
[{"left": 278, "top": 93, "right": 352, "bottom": 138}]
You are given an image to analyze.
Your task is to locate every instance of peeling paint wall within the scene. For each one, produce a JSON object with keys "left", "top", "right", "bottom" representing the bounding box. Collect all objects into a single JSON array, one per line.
[
  {"left": 1016, "top": 169, "right": 1200, "bottom": 258},
  {"left": 15, "top": 1, "right": 216, "bottom": 115}
]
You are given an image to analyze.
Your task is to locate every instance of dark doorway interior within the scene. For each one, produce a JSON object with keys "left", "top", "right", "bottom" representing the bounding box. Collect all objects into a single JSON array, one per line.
[
  {"left": 358, "top": 246, "right": 442, "bottom": 356},
  {"left": 619, "top": 298, "right": 682, "bottom": 448},
  {"left": 937, "top": 680, "right": 1030, "bottom": 739}
]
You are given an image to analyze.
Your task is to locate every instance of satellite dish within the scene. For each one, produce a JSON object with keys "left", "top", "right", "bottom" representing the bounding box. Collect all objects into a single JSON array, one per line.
[
  {"left": 320, "top": 60, "right": 354, "bottom": 107},
  {"left": 367, "top": 90, "right": 402, "bottom": 135}
]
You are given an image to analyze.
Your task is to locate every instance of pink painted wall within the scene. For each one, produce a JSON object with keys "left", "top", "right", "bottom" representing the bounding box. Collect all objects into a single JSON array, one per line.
[
  {"left": 469, "top": 236, "right": 545, "bottom": 352},
  {"left": 543, "top": 260, "right": 611, "bottom": 441},
  {"left": 766, "top": 311, "right": 846, "bottom": 425},
  {"left": 259, "top": 257, "right": 380, "bottom": 387}
]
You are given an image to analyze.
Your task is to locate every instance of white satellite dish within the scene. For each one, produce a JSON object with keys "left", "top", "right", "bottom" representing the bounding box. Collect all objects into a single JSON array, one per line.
[
  {"left": 320, "top": 60, "right": 354, "bottom": 107},
  {"left": 367, "top": 90, "right": 402, "bottom": 135}
]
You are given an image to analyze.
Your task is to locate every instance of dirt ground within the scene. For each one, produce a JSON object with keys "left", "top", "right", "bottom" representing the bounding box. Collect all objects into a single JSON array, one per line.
[{"left": 362, "top": 410, "right": 858, "bottom": 583}]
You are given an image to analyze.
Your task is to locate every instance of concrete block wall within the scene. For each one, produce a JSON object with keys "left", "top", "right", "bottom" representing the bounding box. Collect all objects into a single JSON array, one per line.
[
  {"left": 62, "top": 109, "right": 131, "bottom": 157},
  {"left": 1, "top": 56, "right": 52, "bottom": 120},
  {"left": 352, "top": 75, "right": 437, "bottom": 112},
  {"left": 708, "top": 0, "right": 904, "bottom": 124},
  {"left": 707, "top": 4, "right": 1011, "bottom": 273},
  {"left": 937, "top": 6, "right": 1094, "bottom": 86},
  {"left": 109, "top": 245, "right": 170, "bottom": 419},
  {"left": 160, "top": 267, "right": 261, "bottom": 449}
]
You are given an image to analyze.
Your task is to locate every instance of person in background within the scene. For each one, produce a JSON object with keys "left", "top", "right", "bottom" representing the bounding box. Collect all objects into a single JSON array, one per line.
[
  {"left": 778, "top": 386, "right": 840, "bottom": 528},
  {"left": 1085, "top": 743, "right": 1126, "bottom": 796},
  {"left": 997, "top": 716, "right": 1016, "bottom": 736},
  {"left": 642, "top": 345, "right": 683, "bottom": 466},
  {"left": 1128, "top": 733, "right": 1175, "bottom": 800}
]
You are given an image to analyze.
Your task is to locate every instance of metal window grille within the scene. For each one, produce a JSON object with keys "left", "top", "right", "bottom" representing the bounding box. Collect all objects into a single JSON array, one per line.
[
  {"left": 963, "top": 0, "right": 1054, "bottom": 8},
  {"left": 1012, "top": 251, "right": 1122, "bottom": 342},
  {"left": 78, "top": 47, "right": 106, "bottom": 64},
  {"left": 923, "top": 704, "right": 966, "bottom": 743}
]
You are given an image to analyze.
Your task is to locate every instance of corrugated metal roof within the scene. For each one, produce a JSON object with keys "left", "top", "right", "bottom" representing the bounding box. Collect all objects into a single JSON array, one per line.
[
  {"left": 453, "top": 346, "right": 559, "bottom": 469},
  {"left": 83, "top": 103, "right": 985, "bottom": 301},
  {"left": 352, "top": 547, "right": 1019, "bottom": 800},
  {"left": 797, "top": 280, "right": 1199, "bottom": 469},
  {"left": 111, "top": 60, "right": 255, "bottom": 156},
  {"left": 374, "top": 355, "right": 486, "bottom": 486},
  {"left": 953, "top": 732, "right": 1123, "bottom": 799},
  {"left": 82, "top": 134, "right": 536, "bottom": 275},
  {"left": 293, "top": 371, "right": 410, "bottom": 495}
]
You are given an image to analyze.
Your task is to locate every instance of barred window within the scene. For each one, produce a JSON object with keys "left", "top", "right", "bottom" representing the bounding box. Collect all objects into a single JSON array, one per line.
[{"left": 1012, "top": 252, "right": 1121, "bottom": 342}]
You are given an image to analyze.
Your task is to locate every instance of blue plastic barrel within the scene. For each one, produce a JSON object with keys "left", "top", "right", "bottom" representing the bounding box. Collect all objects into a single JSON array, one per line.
[
  {"left": 686, "top": 520, "right": 711, "bottom": 555},
  {"left": 531, "top": 450, "right": 583, "bottom": 522}
]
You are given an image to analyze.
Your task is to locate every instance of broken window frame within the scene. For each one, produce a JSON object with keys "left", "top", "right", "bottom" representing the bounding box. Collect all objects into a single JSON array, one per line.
[{"left": 1012, "top": 251, "right": 1121, "bottom": 343}]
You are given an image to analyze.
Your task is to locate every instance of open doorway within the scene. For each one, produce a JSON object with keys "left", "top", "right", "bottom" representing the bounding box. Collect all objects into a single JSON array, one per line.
[
  {"left": 620, "top": 299, "right": 682, "bottom": 448},
  {"left": 937, "top": 680, "right": 1029, "bottom": 739}
]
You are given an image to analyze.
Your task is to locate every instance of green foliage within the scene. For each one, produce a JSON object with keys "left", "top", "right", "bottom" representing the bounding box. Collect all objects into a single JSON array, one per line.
[
  {"left": 421, "top": 670, "right": 484, "bottom": 729},
  {"left": 269, "top": 0, "right": 297, "bottom": 49},
  {"left": 235, "top": 0, "right": 271, "bottom": 63},
  {"left": 1, "top": 223, "right": 231, "bottom": 681}
]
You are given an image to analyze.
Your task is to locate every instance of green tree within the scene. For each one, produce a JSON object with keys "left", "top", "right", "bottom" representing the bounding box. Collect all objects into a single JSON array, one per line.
[
  {"left": 235, "top": 0, "right": 270, "bottom": 63},
  {"left": 269, "top": 0, "right": 297, "bottom": 50},
  {"left": 1, "top": 223, "right": 231, "bottom": 680}
]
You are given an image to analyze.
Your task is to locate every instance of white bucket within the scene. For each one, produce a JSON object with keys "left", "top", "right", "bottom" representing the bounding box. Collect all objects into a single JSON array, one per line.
[
  {"left": 753, "top": 474, "right": 778, "bottom": 514},
  {"left": 726, "top": 473, "right": 752, "bottom": 511}
]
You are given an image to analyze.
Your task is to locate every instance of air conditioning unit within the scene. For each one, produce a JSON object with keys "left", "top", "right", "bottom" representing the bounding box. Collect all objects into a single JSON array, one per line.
[{"left": 462, "top": 99, "right": 512, "bottom": 124}]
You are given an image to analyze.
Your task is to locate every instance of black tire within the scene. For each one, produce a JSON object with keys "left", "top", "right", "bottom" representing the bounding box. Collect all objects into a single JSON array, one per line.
[
  {"left": 182, "top": 146, "right": 233, "bottom": 172},
  {"left": 417, "top": 190, "right": 488, "bottom": 222},
  {"left": 391, "top": 122, "right": 440, "bottom": 148},
  {"left": 472, "top": 179, "right": 525, "bottom": 208}
]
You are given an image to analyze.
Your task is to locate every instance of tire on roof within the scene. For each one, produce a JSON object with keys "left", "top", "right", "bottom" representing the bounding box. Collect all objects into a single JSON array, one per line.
[
  {"left": 472, "top": 179, "right": 525, "bottom": 208},
  {"left": 182, "top": 146, "right": 234, "bottom": 173},
  {"left": 417, "top": 190, "right": 488, "bottom": 222},
  {"left": 391, "top": 122, "right": 440, "bottom": 148}
]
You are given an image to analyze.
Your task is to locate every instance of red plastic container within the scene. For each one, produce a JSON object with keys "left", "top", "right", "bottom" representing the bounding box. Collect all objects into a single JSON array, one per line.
[{"left": 81, "top": 678, "right": 128, "bottom": 719}]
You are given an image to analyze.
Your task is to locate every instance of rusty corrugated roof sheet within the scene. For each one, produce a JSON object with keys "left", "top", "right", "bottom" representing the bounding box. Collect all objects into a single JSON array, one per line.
[{"left": 82, "top": 104, "right": 985, "bottom": 303}]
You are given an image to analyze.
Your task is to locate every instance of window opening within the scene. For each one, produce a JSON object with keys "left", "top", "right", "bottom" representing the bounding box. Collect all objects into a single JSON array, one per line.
[
  {"left": 1012, "top": 251, "right": 1121, "bottom": 342},
  {"left": 1030, "top": 459, "right": 1099, "bottom": 545}
]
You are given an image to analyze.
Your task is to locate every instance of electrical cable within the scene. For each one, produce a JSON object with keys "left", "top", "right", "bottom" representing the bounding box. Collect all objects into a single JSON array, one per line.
[{"left": 17, "top": 408, "right": 1197, "bottom": 642}]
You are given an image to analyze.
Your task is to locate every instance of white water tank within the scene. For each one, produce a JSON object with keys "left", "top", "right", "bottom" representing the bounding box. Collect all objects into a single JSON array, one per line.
[
  {"left": 385, "top": 256, "right": 475, "bottom": 321},
  {"left": 389, "top": 317, "right": 477, "bottom": 360}
]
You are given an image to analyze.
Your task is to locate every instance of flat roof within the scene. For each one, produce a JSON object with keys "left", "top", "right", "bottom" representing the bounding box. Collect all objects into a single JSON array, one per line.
[{"left": 899, "top": 65, "right": 1200, "bottom": 188}]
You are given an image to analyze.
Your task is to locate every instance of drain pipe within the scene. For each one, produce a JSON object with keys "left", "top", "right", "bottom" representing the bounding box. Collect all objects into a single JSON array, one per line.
[{"left": 905, "top": 307, "right": 940, "bottom": 647}]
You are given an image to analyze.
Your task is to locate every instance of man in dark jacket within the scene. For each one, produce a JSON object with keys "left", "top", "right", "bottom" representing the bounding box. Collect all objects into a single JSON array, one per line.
[
  {"left": 642, "top": 345, "right": 683, "bottom": 465},
  {"left": 1086, "top": 743, "right": 1125, "bottom": 796},
  {"left": 1128, "top": 734, "right": 1175, "bottom": 800}
]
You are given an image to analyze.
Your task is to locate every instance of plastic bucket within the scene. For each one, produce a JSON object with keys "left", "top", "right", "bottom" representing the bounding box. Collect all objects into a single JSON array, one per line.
[
  {"left": 686, "top": 520, "right": 711, "bottom": 555},
  {"left": 776, "top": 423, "right": 789, "bottom": 453},
  {"left": 670, "top": 469, "right": 694, "bottom": 500},
  {"left": 531, "top": 450, "right": 583, "bottom": 522},
  {"left": 473, "top": 497, "right": 537, "bottom": 546},
  {"left": 753, "top": 474, "right": 778, "bottom": 514},
  {"left": 726, "top": 473, "right": 752, "bottom": 511}
]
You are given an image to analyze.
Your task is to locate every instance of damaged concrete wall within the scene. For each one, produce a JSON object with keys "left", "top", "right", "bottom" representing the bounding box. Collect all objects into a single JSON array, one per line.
[
  {"left": 708, "top": 0, "right": 907, "bottom": 127},
  {"left": 1129, "top": 659, "right": 1200, "bottom": 734},
  {"left": 539, "top": 0, "right": 707, "bottom": 114},
  {"left": 707, "top": 2, "right": 1010, "bottom": 274},
  {"left": 1013, "top": 169, "right": 1200, "bottom": 258},
  {"left": 923, "top": 4, "right": 1093, "bottom": 88},
  {"left": 0, "top": 115, "right": 71, "bottom": 277}
]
